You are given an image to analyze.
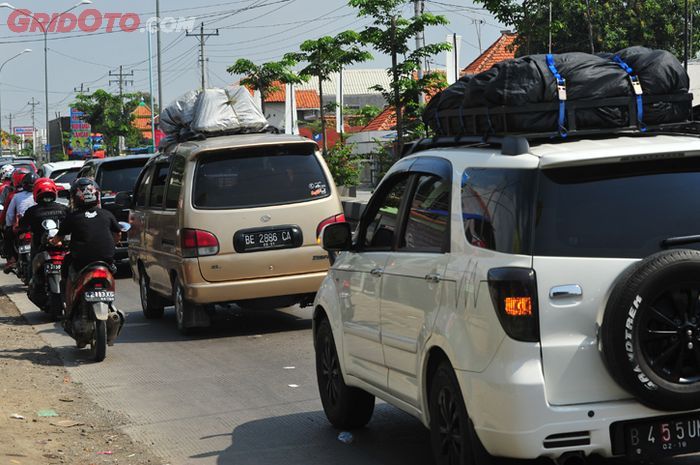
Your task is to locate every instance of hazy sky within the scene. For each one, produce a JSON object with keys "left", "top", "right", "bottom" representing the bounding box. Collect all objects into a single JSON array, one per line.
[{"left": 0, "top": 0, "right": 505, "bottom": 129}]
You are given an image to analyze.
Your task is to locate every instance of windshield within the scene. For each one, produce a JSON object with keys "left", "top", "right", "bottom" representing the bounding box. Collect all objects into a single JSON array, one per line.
[
  {"left": 53, "top": 169, "right": 79, "bottom": 185},
  {"left": 534, "top": 156, "right": 700, "bottom": 258},
  {"left": 96, "top": 159, "right": 148, "bottom": 195},
  {"left": 193, "top": 145, "right": 329, "bottom": 209}
]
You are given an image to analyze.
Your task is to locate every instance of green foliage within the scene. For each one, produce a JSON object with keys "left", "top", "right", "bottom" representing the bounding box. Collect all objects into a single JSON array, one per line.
[
  {"left": 326, "top": 141, "right": 362, "bottom": 187},
  {"left": 72, "top": 89, "right": 144, "bottom": 156},
  {"left": 349, "top": 0, "right": 451, "bottom": 155},
  {"left": 476, "top": 0, "right": 700, "bottom": 57},
  {"left": 226, "top": 57, "right": 304, "bottom": 113},
  {"left": 345, "top": 105, "right": 382, "bottom": 127}
]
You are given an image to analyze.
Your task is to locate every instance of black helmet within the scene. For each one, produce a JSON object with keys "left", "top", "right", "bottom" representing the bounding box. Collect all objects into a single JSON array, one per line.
[
  {"left": 70, "top": 177, "right": 100, "bottom": 209},
  {"left": 21, "top": 172, "right": 38, "bottom": 191}
]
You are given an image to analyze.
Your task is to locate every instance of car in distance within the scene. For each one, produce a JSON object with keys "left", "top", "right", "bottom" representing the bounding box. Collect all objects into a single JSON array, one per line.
[
  {"left": 41, "top": 160, "right": 85, "bottom": 190},
  {"left": 123, "top": 133, "right": 344, "bottom": 334},
  {"left": 314, "top": 133, "right": 700, "bottom": 464}
]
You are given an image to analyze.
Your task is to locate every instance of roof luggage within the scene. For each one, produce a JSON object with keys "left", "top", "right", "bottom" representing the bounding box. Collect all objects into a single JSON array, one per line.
[{"left": 423, "top": 46, "right": 692, "bottom": 138}]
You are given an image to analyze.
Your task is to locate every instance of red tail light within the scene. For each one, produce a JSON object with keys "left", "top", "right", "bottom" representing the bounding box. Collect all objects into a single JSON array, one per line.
[
  {"left": 487, "top": 267, "right": 540, "bottom": 342},
  {"left": 91, "top": 268, "right": 110, "bottom": 280},
  {"left": 181, "top": 228, "right": 219, "bottom": 258},
  {"left": 316, "top": 214, "right": 346, "bottom": 238}
]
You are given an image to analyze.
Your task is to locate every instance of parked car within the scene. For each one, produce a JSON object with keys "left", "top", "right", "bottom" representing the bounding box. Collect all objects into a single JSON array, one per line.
[
  {"left": 315, "top": 133, "right": 700, "bottom": 464},
  {"left": 122, "top": 134, "right": 343, "bottom": 334},
  {"left": 76, "top": 155, "right": 152, "bottom": 265},
  {"left": 41, "top": 160, "right": 84, "bottom": 190}
]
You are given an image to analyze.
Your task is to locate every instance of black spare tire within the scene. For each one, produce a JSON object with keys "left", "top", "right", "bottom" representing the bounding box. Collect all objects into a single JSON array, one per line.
[{"left": 601, "top": 249, "right": 700, "bottom": 411}]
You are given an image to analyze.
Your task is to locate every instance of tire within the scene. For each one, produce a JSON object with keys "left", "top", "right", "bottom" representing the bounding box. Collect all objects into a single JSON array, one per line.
[
  {"left": 90, "top": 320, "right": 107, "bottom": 363},
  {"left": 140, "top": 270, "right": 165, "bottom": 319},
  {"left": 429, "top": 361, "right": 491, "bottom": 465},
  {"left": 601, "top": 249, "right": 700, "bottom": 411},
  {"left": 315, "top": 318, "right": 374, "bottom": 429},
  {"left": 49, "top": 293, "right": 63, "bottom": 322},
  {"left": 173, "top": 281, "right": 193, "bottom": 335}
]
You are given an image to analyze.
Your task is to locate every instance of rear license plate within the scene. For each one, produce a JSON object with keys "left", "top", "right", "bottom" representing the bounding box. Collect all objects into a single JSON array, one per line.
[
  {"left": 234, "top": 226, "right": 302, "bottom": 253},
  {"left": 84, "top": 290, "right": 115, "bottom": 302},
  {"left": 18, "top": 245, "right": 30, "bottom": 254},
  {"left": 625, "top": 413, "right": 700, "bottom": 460},
  {"left": 45, "top": 263, "right": 61, "bottom": 274}
]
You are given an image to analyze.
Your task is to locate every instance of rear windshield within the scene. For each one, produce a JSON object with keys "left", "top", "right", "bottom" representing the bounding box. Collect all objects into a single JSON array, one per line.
[
  {"left": 13, "top": 163, "right": 35, "bottom": 173},
  {"left": 53, "top": 169, "right": 79, "bottom": 185},
  {"left": 534, "top": 157, "right": 700, "bottom": 258},
  {"left": 193, "top": 145, "right": 329, "bottom": 209},
  {"left": 96, "top": 159, "right": 148, "bottom": 195}
]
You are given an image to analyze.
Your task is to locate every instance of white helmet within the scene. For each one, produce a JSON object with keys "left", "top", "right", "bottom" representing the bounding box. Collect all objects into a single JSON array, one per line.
[{"left": 0, "top": 164, "right": 14, "bottom": 182}]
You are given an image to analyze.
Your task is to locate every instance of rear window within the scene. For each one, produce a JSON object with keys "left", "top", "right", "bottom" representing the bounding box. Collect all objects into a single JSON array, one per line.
[
  {"left": 193, "top": 145, "right": 329, "bottom": 209},
  {"left": 53, "top": 169, "right": 79, "bottom": 185},
  {"left": 534, "top": 157, "right": 700, "bottom": 258},
  {"left": 13, "top": 163, "right": 35, "bottom": 173},
  {"left": 96, "top": 159, "right": 148, "bottom": 195}
]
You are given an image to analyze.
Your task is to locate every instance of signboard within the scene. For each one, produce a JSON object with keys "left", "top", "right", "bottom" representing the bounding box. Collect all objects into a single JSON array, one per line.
[
  {"left": 70, "top": 107, "right": 92, "bottom": 159},
  {"left": 13, "top": 126, "right": 34, "bottom": 136}
]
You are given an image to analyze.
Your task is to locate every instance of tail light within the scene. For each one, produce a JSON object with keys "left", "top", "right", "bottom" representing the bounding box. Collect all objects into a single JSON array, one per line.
[
  {"left": 317, "top": 214, "right": 346, "bottom": 239},
  {"left": 82, "top": 267, "right": 114, "bottom": 290},
  {"left": 487, "top": 267, "right": 539, "bottom": 342},
  {"left": 20, "top": 232, "right": 32, "bottom": 241},
  {"left": 181, "top": 228, "right": 219, "bottom": 258}
]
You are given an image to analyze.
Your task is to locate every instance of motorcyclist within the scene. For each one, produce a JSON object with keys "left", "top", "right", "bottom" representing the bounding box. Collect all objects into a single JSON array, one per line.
[
  {"left": 0, "top": 164, "right": 15, "bottom": 203},
  {"left": 20, "top": 178, "right": 68, "bottom": 299},
  {"left": 3, "top": 171, "right": 36, "bottom": 271},
  {"left": 49, "top": 178, "right": 121, "bottom": 308}
]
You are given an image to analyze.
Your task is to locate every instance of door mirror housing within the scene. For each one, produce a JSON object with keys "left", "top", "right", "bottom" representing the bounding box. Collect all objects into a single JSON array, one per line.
[
  {"left": 114, "top": 191, "right": 133, "bottom": 208},
  {"left": 321, "top": 222, "right": 353, "bottom": 252}
]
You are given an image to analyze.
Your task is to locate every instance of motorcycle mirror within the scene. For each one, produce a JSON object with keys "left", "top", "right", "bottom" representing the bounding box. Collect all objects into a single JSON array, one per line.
[
  {"left": 42, "top": 219, "right": 58, "bottom": 230},
  {"left": 118, "top": 221, "right": 131, "bottom": 232}
]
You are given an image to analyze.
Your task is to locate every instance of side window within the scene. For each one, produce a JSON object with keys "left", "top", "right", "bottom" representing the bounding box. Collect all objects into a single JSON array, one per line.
[
  {"left": 78, "top": 164, "right": 95, "bottom": 180},
  {"left": 399, "top": 175, "right": 450, "bottom": 253},
  {"left": 149, "top": 163, "right": 169, "bottom": 209},
  {"left": 461, "top": 168, "right": 535, "bottom": 254},
  {"left": 134, "top": 166, "right": 155, "bottom": 208},
  {"left": 165, "top": 155, "right": 185, "bottom": 209},
  {"left": 361, "top": 175, "right": 409, "bottom": 250}
]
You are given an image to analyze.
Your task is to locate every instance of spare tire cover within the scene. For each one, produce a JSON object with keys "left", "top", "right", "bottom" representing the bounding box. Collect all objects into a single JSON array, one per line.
[{"left": 601, "top": 249, "right": 700, "bottom": 411}]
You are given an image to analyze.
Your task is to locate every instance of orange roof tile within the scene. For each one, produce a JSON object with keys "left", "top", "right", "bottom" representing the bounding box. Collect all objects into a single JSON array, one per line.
[
  {"left": 244, "top": 81, "right": 320, "bottom": 109},
  {"left": 132, "top": 104, "right": 153, "bottom": 132},
  {"left": 361, "top": 106, "right": 397, "bottom": 132},
  {"left": 461, "top": 31, "right": 518, "bottom": 75}
]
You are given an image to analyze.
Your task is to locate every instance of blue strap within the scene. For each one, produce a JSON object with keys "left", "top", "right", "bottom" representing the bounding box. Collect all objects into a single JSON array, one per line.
[
  {"left": 546, "top": 54, "right": 567, "bottom": 137},
  {"left": 613, "top": 55, "right": 646, "bottom": 132}
]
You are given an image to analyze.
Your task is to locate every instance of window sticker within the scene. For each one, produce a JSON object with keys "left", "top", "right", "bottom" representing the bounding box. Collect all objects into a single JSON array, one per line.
[{"left": 309, "top": 181, "right": 328, "bottom": 197}]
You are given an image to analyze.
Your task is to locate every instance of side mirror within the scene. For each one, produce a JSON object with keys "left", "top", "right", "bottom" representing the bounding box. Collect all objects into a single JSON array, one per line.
[
  {"left": 114, "top": 192, "right": 133, "bottom": 208},
  {"left": 118, "top": 221, "right": 131, "bottom": 232},
  {"left": 321, "top": 222, "right": 353, "bottom": 252}
]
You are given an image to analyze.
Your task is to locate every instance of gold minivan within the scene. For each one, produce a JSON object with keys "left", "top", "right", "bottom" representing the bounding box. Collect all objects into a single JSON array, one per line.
[{"left": 121, "top": 133, "right": 344, "bottom": 333}]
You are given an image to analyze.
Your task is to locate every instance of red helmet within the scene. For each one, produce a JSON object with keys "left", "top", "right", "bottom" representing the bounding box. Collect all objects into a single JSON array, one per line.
[
  {"left": 33, "top": 177, "right": 58, "bottom": 203},
  {"left": 11, "top": 167, "right": 29, "bottom": 189}
]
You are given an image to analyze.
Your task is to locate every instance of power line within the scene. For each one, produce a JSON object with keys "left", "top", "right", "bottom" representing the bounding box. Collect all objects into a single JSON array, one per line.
[{"left": 186, "top": 23, "right": 220, "bottom": 90}]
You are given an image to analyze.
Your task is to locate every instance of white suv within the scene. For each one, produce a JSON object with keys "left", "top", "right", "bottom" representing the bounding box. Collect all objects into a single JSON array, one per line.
[{"left": 314, "top": 133, "right": 700, "bottom": 464}]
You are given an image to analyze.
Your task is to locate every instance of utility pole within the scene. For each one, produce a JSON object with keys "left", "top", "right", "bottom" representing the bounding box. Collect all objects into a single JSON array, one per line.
[
  {"left": 414, "top": 0, "right": 425, "bottom": 104},
  {"left": 156, "top": 0, "right": 163, "bottom": 113},
  {"left": 5, "top": 113, "right": 11, "bottom": 152},
  {"left": 186, "top": 22, "right": 219, "bottom": 90},
  {"left": 109, "top": 65, "right": 134, "bottom": 102},
  {"left": 74, "top": 83, "right": 90, "bottom": 94},
  {"left": 28, "top": 97, "right": 39, "bottom": 157},
  {"left": 472, "top": 19, "right": 484, "bottom": 54}
]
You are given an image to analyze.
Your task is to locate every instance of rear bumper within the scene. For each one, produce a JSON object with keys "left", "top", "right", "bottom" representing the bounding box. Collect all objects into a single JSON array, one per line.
[
  {"left": 456, "top": 338, "right": 697, "bottom": 460},
  {"left": 182, "top": 264, "right": 326, "bottom": 304}
]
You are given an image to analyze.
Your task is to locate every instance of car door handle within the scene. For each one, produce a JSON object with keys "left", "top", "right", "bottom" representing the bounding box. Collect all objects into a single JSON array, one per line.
[
  {"left": 370, "top": 267, "right": 383, "bottom": 277},
  {"left": 425, "top": 272, "right": 442, "bottom": 283},
  {"left": 549, "top": 284, "right": 583, "bottom": 299}
]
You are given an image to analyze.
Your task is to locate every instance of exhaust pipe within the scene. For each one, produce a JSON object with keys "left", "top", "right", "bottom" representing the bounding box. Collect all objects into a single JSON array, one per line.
[
  {"left": 106, "top": 308, "right": 125, "bottom": 346},
  {"left": 556, "top": 452, "right": 587, "bottom": 465}
]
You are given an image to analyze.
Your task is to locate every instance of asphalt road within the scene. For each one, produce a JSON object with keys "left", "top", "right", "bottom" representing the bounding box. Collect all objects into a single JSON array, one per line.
[{"left": 1, "top": 271, "right": 697, "bottom": 465}]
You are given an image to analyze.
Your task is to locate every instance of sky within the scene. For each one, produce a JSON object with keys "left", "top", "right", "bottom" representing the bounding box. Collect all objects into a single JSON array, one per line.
[{"left": 0, "top": 0, "right": 506, "bottom": 130}]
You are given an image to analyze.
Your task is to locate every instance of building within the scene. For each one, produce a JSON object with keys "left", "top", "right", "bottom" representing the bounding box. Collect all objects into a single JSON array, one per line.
[
  {"left": 461, "top": 30, "right": 517, "bottom": 76},
  {"left": 132, "top": 100, "right": 154, "bottom": 140},
  {"left": 259, "top": 84, "right": 321, "bottom": 130}
]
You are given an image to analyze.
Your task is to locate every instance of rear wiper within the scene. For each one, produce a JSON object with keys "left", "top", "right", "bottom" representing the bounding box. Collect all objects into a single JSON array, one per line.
[{"left": 661, "top": 235, "right": 700, "bottom": 248}]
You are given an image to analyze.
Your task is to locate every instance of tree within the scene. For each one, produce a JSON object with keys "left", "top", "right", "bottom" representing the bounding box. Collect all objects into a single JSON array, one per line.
[
  {"left": 349, "top": 0, "right": 451, "bottom": 157},
  {"left": 285, "top": 31, "right": 371, "bottom": 156},
  {"left": 476, "top": 0, "right": 700, "bottom": 58},
  {"left": 72, "top": 89, "right": 144, "bottom": 156},
  {"left": 227, "top": 58, "right": 304, "bottom": 116}
]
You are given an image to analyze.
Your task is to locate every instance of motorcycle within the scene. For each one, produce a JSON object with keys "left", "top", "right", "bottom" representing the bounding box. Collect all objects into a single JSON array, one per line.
[
  {"left": 15, "top": 230, "right": 32, "bottom": 285},
  {"left": 28, "top": 219, "right": 67, "bottom": 321},
  {"left": 62, "top": 221, "right": 130, "bottom": 363}
]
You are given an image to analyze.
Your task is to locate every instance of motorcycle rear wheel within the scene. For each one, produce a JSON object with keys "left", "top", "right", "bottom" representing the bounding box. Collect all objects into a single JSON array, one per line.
[{"left": 90, "top": 320, "right": 107, "bottom": 362}]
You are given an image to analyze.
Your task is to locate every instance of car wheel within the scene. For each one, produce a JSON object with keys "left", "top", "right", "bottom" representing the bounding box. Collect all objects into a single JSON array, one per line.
[
  {"left": 429, "top": 361, "right": 491, "bottom": 465},
  {"left": 140, "top": 269, "right": 165, "bottom": 319},
  {"left": 173, "top": 281, "right": 193, "bottom": 335},
  {"left": 602, "top": 249, "right": 700, "bottom": 411},
  {"left": 315, "top": 318, "right": 374, "bottom": 429}
]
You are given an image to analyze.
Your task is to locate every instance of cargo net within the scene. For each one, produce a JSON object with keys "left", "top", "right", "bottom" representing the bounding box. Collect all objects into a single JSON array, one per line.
[{"left": 423, "top": 46, "right": 694, "bottom": 139}]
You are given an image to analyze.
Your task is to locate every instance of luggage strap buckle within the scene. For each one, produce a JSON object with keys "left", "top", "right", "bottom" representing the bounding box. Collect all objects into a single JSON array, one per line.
[
  {"left": 546, "top": 54, "right": 568, "bottom": 137},
  {"left": 612, "top": 55, "right": 646, "bottom": 132}
]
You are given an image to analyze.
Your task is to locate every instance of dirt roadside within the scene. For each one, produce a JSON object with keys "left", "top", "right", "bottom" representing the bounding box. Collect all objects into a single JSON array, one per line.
[{"left": 0, "top": 293, "right": 167, "bottom": 465}]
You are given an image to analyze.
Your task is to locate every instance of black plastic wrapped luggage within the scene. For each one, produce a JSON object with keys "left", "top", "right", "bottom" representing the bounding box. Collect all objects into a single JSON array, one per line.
[{"left": 424, "top": 47, "right": 692, "bottom": 137}]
